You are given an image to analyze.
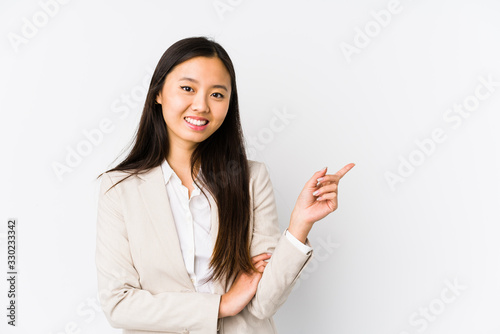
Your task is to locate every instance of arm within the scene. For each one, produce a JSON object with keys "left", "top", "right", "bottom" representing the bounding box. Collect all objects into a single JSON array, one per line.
[
  {"left": 245, "top": 162, "right": 314, "bottom": 320},
  {"left": 246, "top": 162, "right": 356, "bottom": 319},
  {"left": 95, "top": 172, "right": 220, "bottom": 333}
]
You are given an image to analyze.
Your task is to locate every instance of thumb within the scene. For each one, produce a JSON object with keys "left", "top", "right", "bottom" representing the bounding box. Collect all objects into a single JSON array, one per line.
[{"left": 306, "top": 166, "right": 328, "bottom": 188}]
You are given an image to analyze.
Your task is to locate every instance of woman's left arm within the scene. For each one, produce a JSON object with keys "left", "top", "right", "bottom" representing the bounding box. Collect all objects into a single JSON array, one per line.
[{"left": 246, "top": 162, "right": 355, "bottom": 320}]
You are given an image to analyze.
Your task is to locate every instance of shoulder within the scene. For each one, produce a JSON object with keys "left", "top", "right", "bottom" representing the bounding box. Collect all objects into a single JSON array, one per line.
[
  {"left": 247, "top": 159, "right": 272, "bottom": 187},
  {"left": 98, "top": 169, "right": 144, "bottom": 194},
  {"left": 248, "top": 159, "right": 265, "bottom": 176}
]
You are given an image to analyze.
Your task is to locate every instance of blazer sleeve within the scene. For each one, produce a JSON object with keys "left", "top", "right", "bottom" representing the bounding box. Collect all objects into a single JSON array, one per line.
[
  {"left": 95, "top": 172, "right": 221, "bottom": 333},
  {"left": 246, "top": 162, "right": 314, "bottom": 320}
]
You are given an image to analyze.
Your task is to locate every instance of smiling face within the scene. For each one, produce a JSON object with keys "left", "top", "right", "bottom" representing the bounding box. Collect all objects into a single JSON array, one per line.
[{"left": 156, "top": 56, "right": 232, "bottom": 151}]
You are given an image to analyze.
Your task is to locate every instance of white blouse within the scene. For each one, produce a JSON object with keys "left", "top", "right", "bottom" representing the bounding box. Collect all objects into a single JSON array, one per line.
[{"left": 160, "top": 159, "right": 312, "bottom": 294}]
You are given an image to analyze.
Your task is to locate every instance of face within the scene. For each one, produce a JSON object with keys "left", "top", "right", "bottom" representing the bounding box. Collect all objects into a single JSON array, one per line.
[{"left": 156, "top": 56, "right": 232, "bottom": 150}]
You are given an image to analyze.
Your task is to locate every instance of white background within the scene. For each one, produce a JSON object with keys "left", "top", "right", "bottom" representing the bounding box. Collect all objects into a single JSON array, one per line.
[{"left": 1, "top": 0, "right": 499, "bottom": 333}]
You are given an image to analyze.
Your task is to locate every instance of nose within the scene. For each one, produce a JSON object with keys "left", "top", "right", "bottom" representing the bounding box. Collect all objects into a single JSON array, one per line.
[{"left": 190, "top": 91, "right": 209, "bottom": 112}]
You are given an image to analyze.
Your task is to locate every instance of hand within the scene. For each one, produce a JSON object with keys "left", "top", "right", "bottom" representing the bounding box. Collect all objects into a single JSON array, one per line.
[
  {"left": 218, "top": 253, "right": 272, "bottom": 318},
  {"left": 290, "top": 163, "right": 355, "bottom": 229}
]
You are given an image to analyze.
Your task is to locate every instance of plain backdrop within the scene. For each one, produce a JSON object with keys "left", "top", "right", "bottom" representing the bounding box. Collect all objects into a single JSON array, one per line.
[{"left": 1, "top": 0, "right": 499, "bottom": 333}]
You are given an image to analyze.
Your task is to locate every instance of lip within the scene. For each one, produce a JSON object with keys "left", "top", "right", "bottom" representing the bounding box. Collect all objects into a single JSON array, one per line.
[{"left": 184, "top": 117, "right": 209, "bottom": 131}]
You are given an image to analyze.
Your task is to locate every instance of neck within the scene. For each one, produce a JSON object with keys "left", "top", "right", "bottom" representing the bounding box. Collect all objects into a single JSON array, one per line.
[{"left": 166, "top": 140, "right": 200, "bottom": 175}]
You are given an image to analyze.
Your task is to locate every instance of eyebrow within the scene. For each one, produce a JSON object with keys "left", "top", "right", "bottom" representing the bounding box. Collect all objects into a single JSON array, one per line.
[{"left": 179, "top": 77, "right": 229, "bottom": 92}]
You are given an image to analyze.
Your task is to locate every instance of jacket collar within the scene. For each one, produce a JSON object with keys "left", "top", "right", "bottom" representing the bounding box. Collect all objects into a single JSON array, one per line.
[{"left": 159, "top": 159, "right": 203, "bottom": 196}]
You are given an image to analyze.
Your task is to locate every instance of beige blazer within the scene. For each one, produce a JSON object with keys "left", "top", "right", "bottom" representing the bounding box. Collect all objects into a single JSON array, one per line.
[{"left": 95, "top": 160, "right": 314, "bottom": 334}]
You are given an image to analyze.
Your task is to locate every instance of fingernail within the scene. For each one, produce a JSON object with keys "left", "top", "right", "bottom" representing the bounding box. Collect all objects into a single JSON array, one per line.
[
  {"left": 317, "top": 177, "right": 324, "bottom": 182},
  {"left": 319, "top": 166, "right": 327, "bottom": 172}
]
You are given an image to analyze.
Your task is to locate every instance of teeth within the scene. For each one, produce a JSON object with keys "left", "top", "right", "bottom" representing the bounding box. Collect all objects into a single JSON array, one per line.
[{"left": 185, "top": 117, "right": 208, "bottom": 126}]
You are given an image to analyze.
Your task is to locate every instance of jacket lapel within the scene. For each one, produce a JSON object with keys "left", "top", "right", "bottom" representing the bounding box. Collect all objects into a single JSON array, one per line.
[
  {"left": 137, "top": 166, "right": 193, "bottom": 289},
  {"left": 137, "top": 165, "right": 226, "bottom": 295}
]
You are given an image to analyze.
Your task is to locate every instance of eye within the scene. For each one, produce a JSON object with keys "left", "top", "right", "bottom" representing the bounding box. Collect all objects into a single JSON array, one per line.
[
  {"left": 180, "top": 86, "right": 194, "bottom": 92},
  {"left": 212, "top": 92, "right": 224, "bottom": 98}
]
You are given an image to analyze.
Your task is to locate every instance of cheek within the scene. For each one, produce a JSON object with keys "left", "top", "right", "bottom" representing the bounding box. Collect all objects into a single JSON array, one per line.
[
  {"left": 163, "top": 96, "right": 190, "bottom": 115},
  {"left": 212, "top": 102, "right": 230, "bottom": 120}
]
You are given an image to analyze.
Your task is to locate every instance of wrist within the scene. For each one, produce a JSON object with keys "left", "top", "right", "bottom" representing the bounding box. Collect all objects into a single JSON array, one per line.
[
  {"left": 287, "top": 220, "right": 313, "bottom": 244},
  {"left": 218, "top": 293, "right": 234, "bottom": 318}
]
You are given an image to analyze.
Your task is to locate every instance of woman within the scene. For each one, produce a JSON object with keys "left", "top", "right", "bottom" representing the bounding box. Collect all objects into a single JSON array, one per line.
[{"left": 95, "top": 36, "right": 354, "bottom": 334}]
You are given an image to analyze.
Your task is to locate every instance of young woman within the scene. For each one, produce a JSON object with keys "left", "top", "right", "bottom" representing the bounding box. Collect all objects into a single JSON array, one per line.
[{"left": 95, "top": 36, "right": 354, "bottom": 334}]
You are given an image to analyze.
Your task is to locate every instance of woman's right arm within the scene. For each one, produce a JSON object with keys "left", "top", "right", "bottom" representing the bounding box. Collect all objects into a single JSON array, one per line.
[
  {"left": 95, "top": 173, "right": 220, "bottom": 333},
  {"left": 218, "top": 253, "right": 271, "bottom": 318}
]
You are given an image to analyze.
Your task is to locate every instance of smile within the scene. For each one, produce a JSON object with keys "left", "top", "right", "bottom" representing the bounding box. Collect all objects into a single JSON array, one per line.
[{"left": 184, "top": 117, "right": 209, "bottom": 130}]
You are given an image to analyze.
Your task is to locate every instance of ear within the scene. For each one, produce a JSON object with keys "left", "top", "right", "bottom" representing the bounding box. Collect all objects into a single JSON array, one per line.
[{"left": 155, "top": 93, "right": 162, "bottom": 105}]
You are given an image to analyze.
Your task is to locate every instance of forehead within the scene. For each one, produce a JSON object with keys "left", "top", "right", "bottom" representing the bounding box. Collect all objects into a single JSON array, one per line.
[{"left": 167, "top": 56, "right": 231, "bottom": 84}]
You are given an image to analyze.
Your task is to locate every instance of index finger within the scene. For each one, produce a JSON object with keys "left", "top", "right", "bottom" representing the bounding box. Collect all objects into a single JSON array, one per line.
[
  {"left": 251, "top": 252, "right": 272, "bottom": 264},
  {"left": 335, "top": 163, "right": 356, "bottom": 180}
]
